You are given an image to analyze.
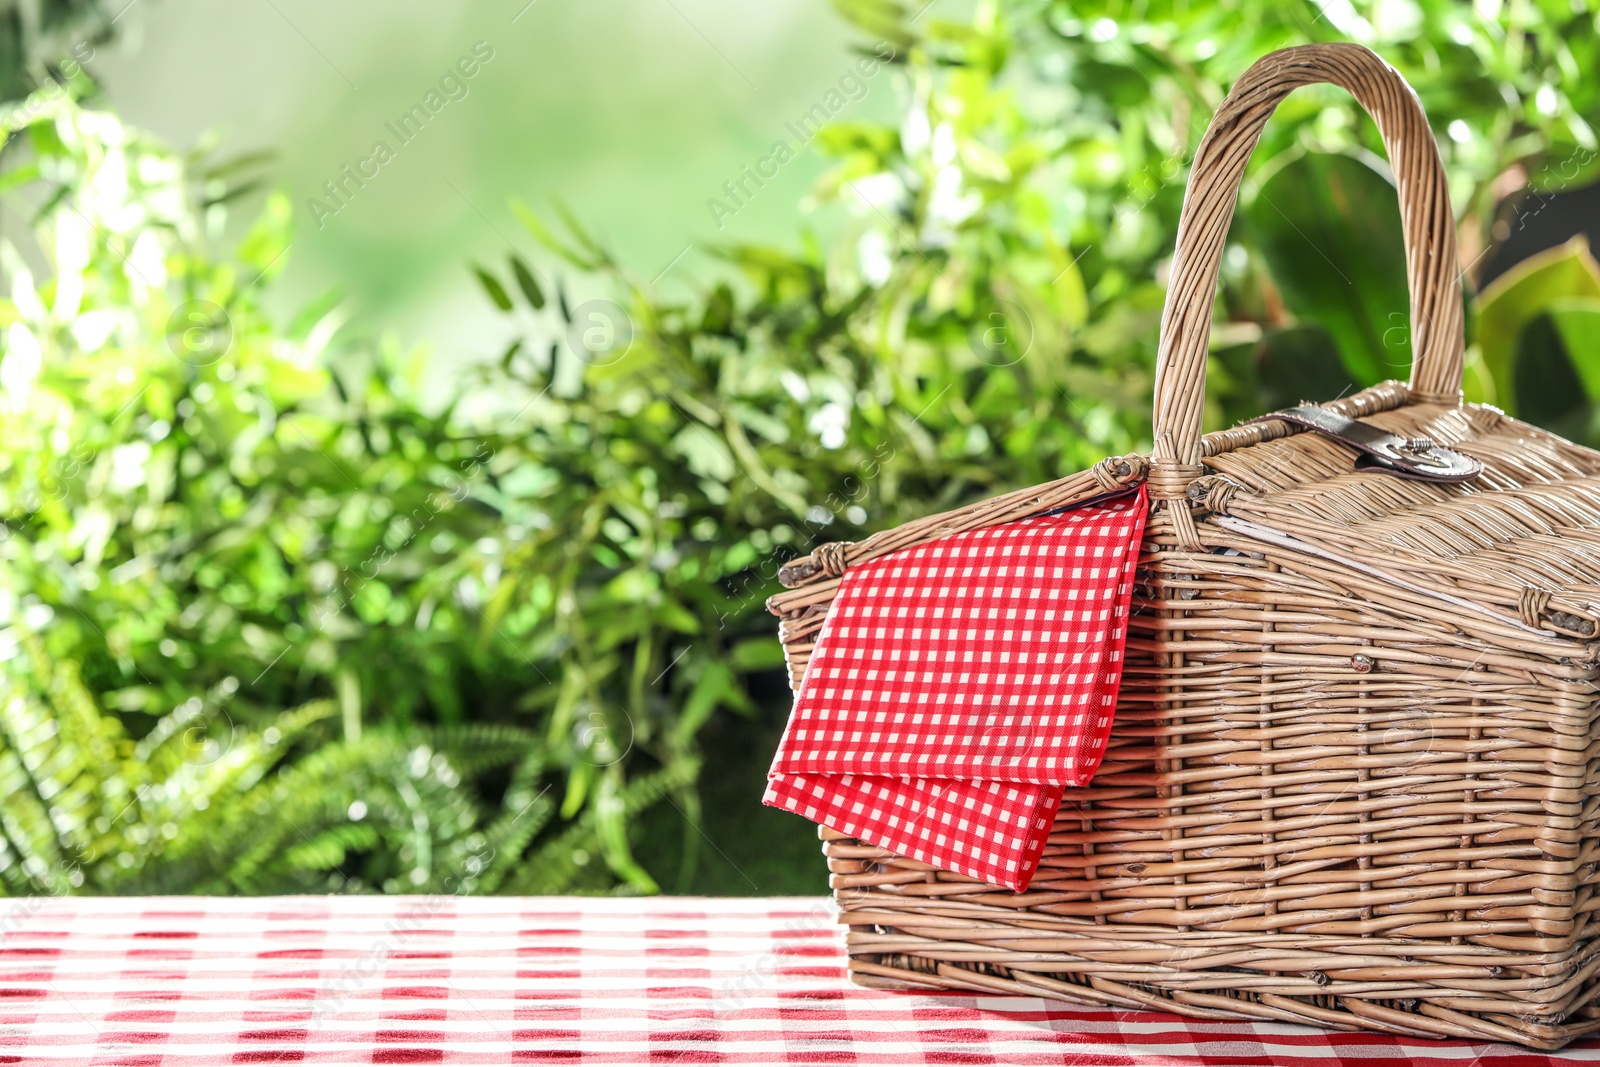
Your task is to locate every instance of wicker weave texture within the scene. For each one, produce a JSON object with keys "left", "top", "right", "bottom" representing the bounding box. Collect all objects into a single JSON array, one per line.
[{"left": 767, "top": 44, "right": 1600, "bottom": 1049}]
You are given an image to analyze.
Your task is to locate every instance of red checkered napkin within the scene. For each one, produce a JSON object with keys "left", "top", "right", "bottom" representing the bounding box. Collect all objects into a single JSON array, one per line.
[
  {"left": 766, "top": 488, "right": 1147, "bottom": 891},
  {"left": 765, "top": 771, "right": 1064, "bottom": 887}
]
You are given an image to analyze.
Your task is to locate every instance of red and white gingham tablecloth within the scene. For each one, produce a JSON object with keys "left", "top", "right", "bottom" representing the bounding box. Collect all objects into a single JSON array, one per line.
[{"left": 0, "top": 895, "right": 1593, "bottom": 1065}]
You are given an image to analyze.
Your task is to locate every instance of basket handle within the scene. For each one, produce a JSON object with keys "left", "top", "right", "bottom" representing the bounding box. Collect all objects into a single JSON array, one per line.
[{"left": 1148, "top": 43, "right": 1464, "bottom": 504}]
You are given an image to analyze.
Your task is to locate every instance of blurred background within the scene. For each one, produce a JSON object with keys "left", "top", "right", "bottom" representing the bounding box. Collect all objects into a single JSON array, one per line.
[
  {"left": 3, "top": 0, "right": 1599, "bottom": 899},
  {"left": 91, "top": 0, "right": 885, "bottom": 362}
]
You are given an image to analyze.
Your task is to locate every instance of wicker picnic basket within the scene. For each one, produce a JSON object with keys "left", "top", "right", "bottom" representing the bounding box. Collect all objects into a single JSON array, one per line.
[{"left": 766, "top": 42, "right": 1600, "bottom": 1049}]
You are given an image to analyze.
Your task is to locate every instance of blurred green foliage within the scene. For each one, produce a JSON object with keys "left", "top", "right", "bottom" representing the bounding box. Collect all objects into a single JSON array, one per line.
[
  {"left": 0, "top": 92, "right": 700, "bottom": 894},
  {"left": 0, "top": 0, "right": 113, "bottom": 102},
  {"left": 6, "top": 0, "right": 1600, "bottom": 895}
]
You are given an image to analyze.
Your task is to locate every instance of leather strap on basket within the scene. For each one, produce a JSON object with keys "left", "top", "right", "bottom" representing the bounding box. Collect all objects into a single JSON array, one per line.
[
  {"left": 1148, "top": 44, "right": 1466, "bottom": 542},
  {"left": 1249, "top": 405, "right": 1482, "bottom": 482}
]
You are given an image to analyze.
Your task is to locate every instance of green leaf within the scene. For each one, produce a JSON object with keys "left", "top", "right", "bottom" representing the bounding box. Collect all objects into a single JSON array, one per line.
[
  {"left": 510, "top": 197, "right": 604, "bottom": 270},
  {"left": 829, "top": 0, "right": 916, "bottom": 56},
  {"left": 595, "top": 770, "right": 658, "bottom": 892},
  {"left": 511, "top": 256, "right": 546, "bottom": 310},
  {"left": 1244, "top": 151, "right": 1411, "bottom": 388},
  {"left": 202, "top": 149, "right": 279, "bottom": 181},
  {"left": 1509, "top": 312, "right": 1591, "bottom": 431},
  {"left": 728, "top": 637, "right": 786, "bottom": 672},
  {"left": 1491, "top": 299, "right": 1600, "bottom": 445},
  {"left": 1476, "top": 236, "right": 1600, "bottom": 414},
  {"left": 1546, "top": 298, "right": 1600, "bottom": 400},
  {"left": 813, "top": 121, "right": 899, "bottom": 160},
  {"left": 670, "top": 661, "right": 751, "bottom": 748},
  {"left": 286, "top": 286, "right": 345, "bottom": 342},
  {"left": 499, "top": 339, "right": 524, "bottom": 373},
  {"left": 473, "top": 265, "right": 514, "bottom": 312},
  {"left": 653, "top": 599, "right": 700, "bottom": 635},
  {"left": 202, "top": 178, "right": 266, "bottom": 209},
  {"left": 561, "top": 760, "right": 593, "bottom": 819}
]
